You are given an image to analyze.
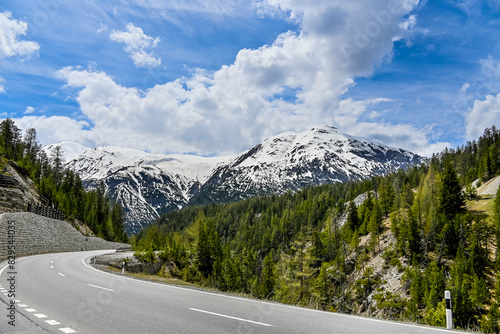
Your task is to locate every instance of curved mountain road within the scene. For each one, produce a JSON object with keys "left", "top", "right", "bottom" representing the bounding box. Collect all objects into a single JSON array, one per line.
[{"left": 1, "top": 250, "right": 464, "bottom": 333}]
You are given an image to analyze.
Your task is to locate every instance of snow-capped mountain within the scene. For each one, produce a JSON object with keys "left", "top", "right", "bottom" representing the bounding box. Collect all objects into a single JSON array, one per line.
[
  {"left": 60, "top": 126, "right": 424, "bottom": 234},
  {"left": 188, "top": 125, "right": 422, "bottom": 206},
  {"left": 64, "top": 146, "right": 230, "bottom": 234}
]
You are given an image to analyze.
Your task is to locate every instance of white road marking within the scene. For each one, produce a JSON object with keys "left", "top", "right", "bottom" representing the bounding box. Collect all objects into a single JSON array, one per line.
[
  {"left": 46, "top": 320, "right": 61, "bottom": 325},
  {"left": 50, "top": 265, "right": 54, "bottom": 269},
  {"left": 35, "top": 313, "right": 48, "bottom": 318},
  {"left": 59, "top": 327, "right": 77, "bottom": 333},
  {"left": 189, "top": 307, "right": 273, "bottom": 327},
  {"left": 58, "top": 272, "right": 65, "bottom": 277},
  {"left": 80, "top": 253, "right": 460, "bottom": 334},
  {"left": 88, "top": 283, "right": 114, "bottom": 292},
  {"left": 25, "top": 308, "right": 37, "bottom": 312},
  {"left": 18, "top": 304, "right": 28, "bottom": 307}
]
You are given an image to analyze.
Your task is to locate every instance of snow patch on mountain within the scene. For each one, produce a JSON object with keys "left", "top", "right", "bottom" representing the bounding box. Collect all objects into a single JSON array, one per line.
[
  {"left": 44, "top": 141, "right": 90, "bottom": 161},
  {"left": 56, "top": 126, "right": 424, "bottom": 234}
]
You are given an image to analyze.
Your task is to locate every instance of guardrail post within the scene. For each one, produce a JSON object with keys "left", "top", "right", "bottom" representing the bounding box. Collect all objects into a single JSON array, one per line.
[{"left": 445, "top": 290, "right": 453, "bottom": 329}]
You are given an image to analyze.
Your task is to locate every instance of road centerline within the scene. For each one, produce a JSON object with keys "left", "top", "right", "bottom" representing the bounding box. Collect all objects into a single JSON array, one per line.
[
  {"left": 88, "top": 283, "right": 114, "bottom": 292},
  {"left": 188, "top": 307, "right": 273, "bottom": 327}
]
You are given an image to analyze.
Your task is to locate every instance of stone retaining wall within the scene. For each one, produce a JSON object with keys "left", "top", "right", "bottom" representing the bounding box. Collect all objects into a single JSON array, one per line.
[{"left": 0, "top": 212, "right": 129, "bottom": 262}]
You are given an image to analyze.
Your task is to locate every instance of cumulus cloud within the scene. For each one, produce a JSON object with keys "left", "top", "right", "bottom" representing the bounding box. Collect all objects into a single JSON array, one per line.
[
  {"left": 42, "top": 0, "right": 447, "bottom": 156},
  {"left": 335, "top": 98, "right": 449, "bottom": 156},
  {"left": 110, "top": 23, "right": 161, "bottom": 68},
  {"left": 0, "top": 75, "right": 5, "bottom": 94},
  {"left": 466, "top": 93, "right": 500, "bottom": 139},
  {"left": 0, "top": 11, "right": 39, "bottom": 94},
  {"left": 24, "top": 106, "right": 36, "bottom": 114},
  {"left": 463, "top": 55, "right": 500, "bottom": 140},
  {"left": 0, "top": 11, "right": 40, "bottom": 58},
  {"left": 14, "top": 116, "right": 92, "bottom": 147}
]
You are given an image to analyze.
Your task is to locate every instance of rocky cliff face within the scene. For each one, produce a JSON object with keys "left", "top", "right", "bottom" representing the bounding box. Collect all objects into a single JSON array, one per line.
[{"left": 0, "top": 161, "right": 44, "bottom": 214}]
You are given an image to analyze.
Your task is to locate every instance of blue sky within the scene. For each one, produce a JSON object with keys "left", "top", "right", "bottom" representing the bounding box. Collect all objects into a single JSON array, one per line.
[{"left": 1, "top": 0, "right": 499, "bottom": 157}]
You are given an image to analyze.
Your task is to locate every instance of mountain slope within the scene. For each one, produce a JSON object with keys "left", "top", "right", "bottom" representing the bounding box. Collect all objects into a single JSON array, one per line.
[
  {"left": 188, "top": 126, "right": 422, "bottom": 205},
  {"left": 63, "top": 126, "right": 424, "bottom": 234},
  {"left": 65, "top": 146, "right": 230, "bottom": 234}
]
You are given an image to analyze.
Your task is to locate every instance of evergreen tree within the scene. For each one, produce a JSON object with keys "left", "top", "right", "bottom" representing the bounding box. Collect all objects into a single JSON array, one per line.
[
  {"left": 261, "top": 252, "right": 277, "bottom": 298},
  {"left": 346, "top": 200, "right": 359, "bottom": 232},
  {"left": 439, "top": 162, "right": 466, "bottom": 220},
  {"left": 0, "top": 118, "right": 23, "bottom": 160}
]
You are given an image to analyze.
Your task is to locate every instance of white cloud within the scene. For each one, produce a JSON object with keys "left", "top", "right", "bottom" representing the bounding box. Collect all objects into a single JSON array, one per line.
[
  {"left": 0, "top": 11, "right": 40, "bottom": 58},
  {"left": 466, "top": 93, "right": 500, "bottom": 139},
  {"left": 24, "top": 106, "right": 36, "bottom": 114},
  {"left": 334, "top": 98, "right": 449, "bottom": 156},
  {"left": 0, "top": 75, "right": 5, "bottom": 94},
  {"left": 97, "top": 23, "right": 108, "bottom": 33},
  {"left": 14, "top": 116, "right": 92, "bottom": 147},
  {"left": 0, "top": 11, "right": 39, "bottom": 94},
  {"left": 461, "top": 82, "right": 471, "bottom": 92},
  {"left": 110, "top": 23, "right": 161, "bottom": 68},
  {"left": 462, "top": 55, "right": 500, "bottom": 140},
  {"left": 44, "top": 0, "right": 448, "bottom": 156},
  {"left": 135, "top": 0, "right": 253, "bottom": 22}
]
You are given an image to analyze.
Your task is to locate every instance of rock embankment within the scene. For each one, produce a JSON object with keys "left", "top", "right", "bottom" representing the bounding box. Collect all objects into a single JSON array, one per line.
[
  {"left": 477, "top": 175, "right": 500, "bottom": 196},
  {"left": 92, "top": 252, "right": 162, "bottom": 275},
  {"left": 0, "top": 212, "right": 129, "bottom": 262},
  {"left": 0, "top": 162, "right": 44, "bottom": 214}
]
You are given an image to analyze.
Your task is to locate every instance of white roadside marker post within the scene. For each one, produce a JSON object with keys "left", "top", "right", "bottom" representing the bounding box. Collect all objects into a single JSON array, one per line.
[
  {"left": 445, "top": 290, "right": 453, "bottom": 329},
  {"left": 122, "top": 261, "right": 125, "bottom": 275}
]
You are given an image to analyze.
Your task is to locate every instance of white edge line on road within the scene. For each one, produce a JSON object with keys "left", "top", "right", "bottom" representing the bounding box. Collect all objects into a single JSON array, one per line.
[
  {"left": 81, "top": 254, "right": 461, "bottom": 334},
  {"left": 189, "top": 307, "right": 273, "bottom": 327},
  {"left": 88, "top": 283, "right": 114, "bottom": 292},
  {"left": 0, "top": 254, "right": 461, "bottom": 334},
  {"left": 0, "top": 260, "right": 77, "bottom": 333}
]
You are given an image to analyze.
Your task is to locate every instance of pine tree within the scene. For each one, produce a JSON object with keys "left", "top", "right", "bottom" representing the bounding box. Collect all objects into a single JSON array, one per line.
[
  {"left": 439, "top": 161, "right": 466, "bottom": 220},
  {"left": 261, "top": 252, "right": 277, "bottom": 299},
  {"left": 346, "top": 200, "right": 359, "bottom": 232},
  {"left": 196, "top": 214, "right": 212, "bottom": 276},
  {"left": 0, "top": 118, "right": 23, "bottom": 160}
]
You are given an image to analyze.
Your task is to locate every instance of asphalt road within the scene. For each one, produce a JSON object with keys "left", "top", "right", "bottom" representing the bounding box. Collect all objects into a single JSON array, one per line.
[{"left": 1, "top": 250, "right": 465, "bottom": 334}]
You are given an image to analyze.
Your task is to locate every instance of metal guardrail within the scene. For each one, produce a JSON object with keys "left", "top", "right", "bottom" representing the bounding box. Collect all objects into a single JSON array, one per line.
[{"left": 27, "top": 202, "right": 65, "bottom": 221}]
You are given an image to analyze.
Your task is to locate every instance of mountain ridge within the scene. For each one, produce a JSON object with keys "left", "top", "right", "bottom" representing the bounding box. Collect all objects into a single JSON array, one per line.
[{"left": 53, "top": 125, "right": 424, "bottom": 234}]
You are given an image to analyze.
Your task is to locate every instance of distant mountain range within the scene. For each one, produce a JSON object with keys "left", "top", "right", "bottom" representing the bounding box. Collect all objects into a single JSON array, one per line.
[{"left": 47, "top": 126, "right": 425, "bottom": 234}]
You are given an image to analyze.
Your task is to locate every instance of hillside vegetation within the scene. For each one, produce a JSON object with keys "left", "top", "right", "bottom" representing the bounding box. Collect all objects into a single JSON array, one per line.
[
  {"left": 133, "top": 126, "right": 500, "bottom": 332},
  {"left": 0, "top": 118, "right": 128, "bottom": 243}
]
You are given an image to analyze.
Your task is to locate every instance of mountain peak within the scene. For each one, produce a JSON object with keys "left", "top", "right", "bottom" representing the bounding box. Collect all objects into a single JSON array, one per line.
[
  {"left": 43, "top": 141, "right": 90, "bottom": 161},
  {"left": 63, "top": 126, "right": 425, "bottom": 234}
]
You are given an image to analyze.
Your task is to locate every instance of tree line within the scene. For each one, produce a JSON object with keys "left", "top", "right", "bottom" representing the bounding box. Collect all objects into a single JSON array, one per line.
[
  {"left": 133, "top": 126, "right": 500, "bottom": 332},
  {"left": 0, "top": 118, "right": 128, "bottom": 243}
]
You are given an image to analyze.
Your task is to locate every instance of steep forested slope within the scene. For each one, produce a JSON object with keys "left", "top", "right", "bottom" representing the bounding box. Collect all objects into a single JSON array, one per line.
[
  {"left": 133, "top": 126, "right": 500, "bottom": 332},
  {"left": 0, "top": 118, "right": 128, "bottom": 243}
]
